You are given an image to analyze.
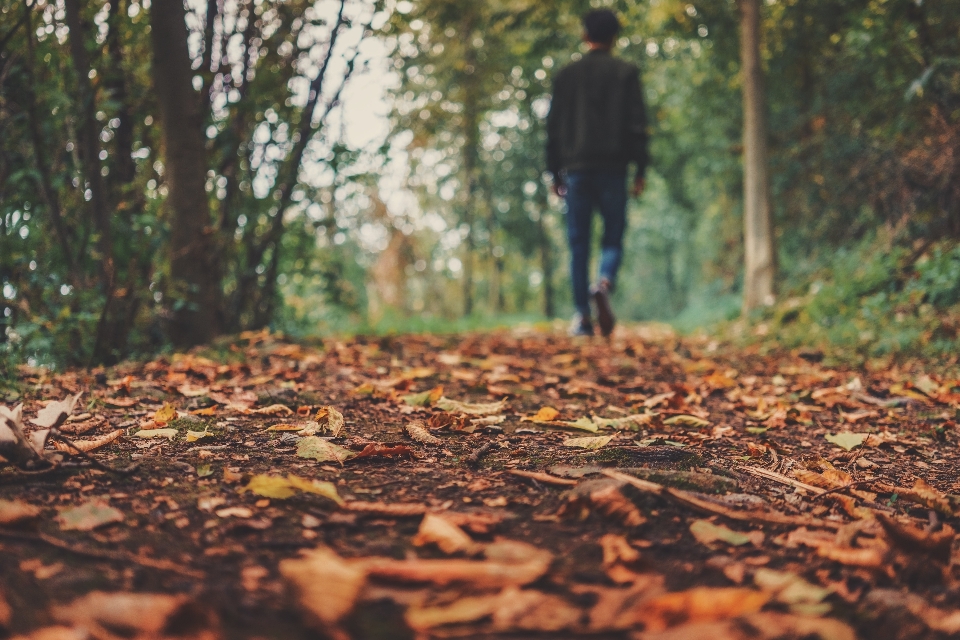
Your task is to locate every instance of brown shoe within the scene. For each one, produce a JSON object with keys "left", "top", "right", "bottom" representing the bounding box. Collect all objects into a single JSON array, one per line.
[{"left": 591, "top": 278, "right": 615, "bottom": 338}]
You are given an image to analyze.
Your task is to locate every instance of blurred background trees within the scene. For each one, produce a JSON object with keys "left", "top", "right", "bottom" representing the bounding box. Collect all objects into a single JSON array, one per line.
[{"left": 1, "top": 0, "right": 959, "bottom": 371}]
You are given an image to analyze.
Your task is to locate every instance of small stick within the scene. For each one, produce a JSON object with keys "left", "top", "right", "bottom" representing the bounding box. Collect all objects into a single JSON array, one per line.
[
  {"left": 508, "top": 469, "right": 577, "bottom": 487},
  {"left": 466, "top": 441, "right": 495, "bottom": 465},
  {"left": 811, "top": 480, "right": 876, "bottom": 500}
]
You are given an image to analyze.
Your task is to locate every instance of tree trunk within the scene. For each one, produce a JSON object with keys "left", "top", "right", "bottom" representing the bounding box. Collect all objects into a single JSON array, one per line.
[
  {"left": 460, "top": 12, "right": 479, "bottom": 318},
  {"left": 739, "top": 0, "right": 776, "bottom": 313},
  {"left": 151, "top": 0, "right": 222, "bottom": 347},
  {"left": 535, "top": 183, "right": 555, "bottom": 319}
]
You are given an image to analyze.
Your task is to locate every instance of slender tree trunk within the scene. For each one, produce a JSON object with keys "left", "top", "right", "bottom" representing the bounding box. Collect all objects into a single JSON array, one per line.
[
  {"left": 460, "top": 12, "right": 479, "bottom": 317},
  {"left": 535, "top": 184, "right": 555, "bottom": 318},
  {"left": 151, "top": 0, "right": 222, "bottom": 346},
  {"left": 739, "top": 0, "right": 776, "bottom": 313},
  {"left": 64, "top": 0, "right": 113, "bottom": 283}
]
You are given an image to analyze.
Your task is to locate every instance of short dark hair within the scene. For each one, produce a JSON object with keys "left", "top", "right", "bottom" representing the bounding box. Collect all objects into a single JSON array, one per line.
[{"left": 582, "top": 9, "right": 620, "bottom": 44}]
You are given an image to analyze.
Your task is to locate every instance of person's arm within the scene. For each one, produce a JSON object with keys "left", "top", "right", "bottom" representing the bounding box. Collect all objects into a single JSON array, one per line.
[
  {"left": 546, "top": 72, "right": 565, "bottom": 196},
  {"left": 625, "top": 66, "right": 649, "bottom": 197}
]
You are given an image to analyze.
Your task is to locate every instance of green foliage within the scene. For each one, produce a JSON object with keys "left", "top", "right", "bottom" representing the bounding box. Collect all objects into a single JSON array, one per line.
[{"left": 743, "top": 234, "right": 960, "bottom": 361}]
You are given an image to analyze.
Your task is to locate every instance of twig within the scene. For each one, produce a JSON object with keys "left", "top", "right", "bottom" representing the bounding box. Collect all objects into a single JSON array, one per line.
[
  {"left": 507, "top": 469, "right": 577, "bottom": 487},
  {"left": 0, "top": 528, "right": 204, "bottom": 578},
  {"left": 466, "top": 441, "right": 495, "bottom": 465},
  {"left": 51, "top": 432, "right": 139, "bottom": 475},
  {"left": 603, "top": 469, "right": 841, "bottom": 530},
  {"left": 740, "top": 465, "right": 825, "bottom": 495},
  {"left": 811, "top": 480, "right": 876, "bottom": 500}
]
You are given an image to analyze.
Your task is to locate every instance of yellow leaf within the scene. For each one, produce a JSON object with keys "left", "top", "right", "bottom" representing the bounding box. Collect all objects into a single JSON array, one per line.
[
  {"left": 153, "top": 404, "right": 177, "bottom": 424},
  {"left": 563, "top": 435, "right": 614, "bottom": 449},
  {"left": 522, "top": 407, "right": 560, "bottom": 422},
  {"left": 186, "top": 428, "right": 212, "bottom": 443}
]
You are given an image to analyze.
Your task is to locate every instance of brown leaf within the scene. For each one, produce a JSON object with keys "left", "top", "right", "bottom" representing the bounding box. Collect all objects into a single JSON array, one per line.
[
  {"left": 353, "top": 443, "right": 415, "bottom": 460},
  {"left": 279, "top": 547, "right": 366, "bottom": 637},
  {"left": 631, "top": 587, "right": 771, "bottom": 632},
  {"left": 52, "top": 591, "right": 215, "bottom": 638},
  {"left": 559, "top": 479, "right": 646, "bottom": 527},
  {"left": 406, "top": 420, "right": 441, "bottom": 445},
  {"left": 786, "top": 527, "right": 886, "bottom": 568},
  {"left": 0, "top": 499, "right": 41, "bottom": 526},
  {"left": 875, "top": 512, "right": 955, "bottom": 563},
  {"left": 362, "top": 539, "right": 552, "bottom": 589},
  {"left": 56, "top": 500, "right": 124, "bottom": 531},
  {"left": 52, "top": 429, "right": 122, "bottom": 454},
  {"left": 412, "top": 513, "right": 480, "bottom": 554}
]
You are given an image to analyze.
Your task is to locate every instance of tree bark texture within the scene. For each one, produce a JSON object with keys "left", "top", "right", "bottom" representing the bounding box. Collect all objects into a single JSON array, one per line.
[
  {"left": 739, "top": 0, "right": 776, "bottom": 313},
  {"left": 151, "top": 0, "right": 222, "bottom": 346}
]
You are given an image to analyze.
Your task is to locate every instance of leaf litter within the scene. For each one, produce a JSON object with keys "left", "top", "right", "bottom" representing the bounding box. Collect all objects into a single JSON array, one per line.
[{"left": 1, "top": 326, "right": 960, "bottom": 638}]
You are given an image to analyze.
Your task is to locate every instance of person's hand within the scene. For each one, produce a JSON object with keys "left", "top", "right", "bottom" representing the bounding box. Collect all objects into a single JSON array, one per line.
[
  {"left": 552, "top": 182, "right": 567, "bottom": 198},
  {"left": 631, "top": 176, "right": 646, "bottom": 198}
]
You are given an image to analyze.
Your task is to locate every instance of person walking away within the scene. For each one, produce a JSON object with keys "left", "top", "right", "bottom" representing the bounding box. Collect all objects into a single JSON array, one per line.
[{"left": 546, "top": 9, "right": 649, "bottom": 337}]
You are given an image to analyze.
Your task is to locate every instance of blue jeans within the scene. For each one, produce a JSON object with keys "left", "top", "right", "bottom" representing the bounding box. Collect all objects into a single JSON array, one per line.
[{"left": 564, "top": 169, "right": 627, "bottom": 318}]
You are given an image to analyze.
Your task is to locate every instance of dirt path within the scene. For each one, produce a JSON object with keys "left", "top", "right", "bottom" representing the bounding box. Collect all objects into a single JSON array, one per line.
[{"left": 1, "top": 326, "right": 959, "bottom": 639}]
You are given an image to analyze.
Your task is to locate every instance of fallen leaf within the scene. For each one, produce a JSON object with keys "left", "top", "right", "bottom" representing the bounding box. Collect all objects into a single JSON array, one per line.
[
  {"left": 216, "top": 507, "right": 253, "bottom": 518},
  {"left": 315, "top": 406, "right": 345, "bottom": 437},
  {"left": 353, "top": 443, "right": 414, "bottom": 460},
  {"left": 412, "top": 513, "right": 479, "bottom": 554},
  {"left": 30, "top": 393, "right": 83, "bottom": 428},
  {"left": 240, "top": 474, "right": 343, "bottom": 505},
  {"left": 362, "top": 539, "right": 552, "bottom": 588},
  {"left": 663, "top": 414, "right": 710, "bottom": 428},
  {"left": 52, "top": 592, "right": 213, "bottom": 637},
  {"left": 786, "top": 528, "right": 886, "bottom": 568},
  {"left": 402, "top": 386, "right": 444, "bottom": 407},
  {"left": 185, "top": 428, "right": 212, "bottom": 443},
  {"left": 631, "top": 587, "right": 771, "bottom": 632},
  {"left": 592, "top": 414, "right": 652, "bottom": 430},
  {"left": 296, "top": 436, "right": 356, "bottom": 464},
  {"left": 754, "top": 568, "right": 832, "bottom": 611},
  {"left": 279, "top": 547, "right": 368, "bottom": 635},
  {"left": 265, "top": 423, "right": 304, "bottom": 431},
  {"left": 689, "top": 519, "right": 757, "bottom": 547},
  {"left": 248, "top": 404, "right": 293, "bottom": 416},
  {"left": 0, "top": 499, "right": 41, "bottom": 525},
  {"left": 152, "top": 403, "right": 178, "bottom": 424},
  {"left": 406, "top": 586, "right": 582, "bottom": 632},
  {"left": 825, "top": 432, "right": 868, "bottom": 451},
  {"left": 406, "top": 420, "right": 441, "bottom": 445},
  {"left": 134, "top": 428, "right": 177, "bottom": 440},
  {"left": 559, "top": 478, "right": 646, "bottom": 527},
  {"left": 435, "top": 397, "right": 506, "bottom": 415},
  {"left": 875, "top": 512, "right": 954, "bottom": 563},
  {"left": 57, "top": 500, "right": 124, "bottom": 531},
  {"left": 52, "top": 429, "right": 122, "bottom": 454},
  {"left": 522, "top": 407, "right": 560, "bottom": 422},
  {"left": 563, "top": 435, "right": 614, "bottom": 449},
  {"left": 553, "top": 417, "right": 600, "bottom": 432}
]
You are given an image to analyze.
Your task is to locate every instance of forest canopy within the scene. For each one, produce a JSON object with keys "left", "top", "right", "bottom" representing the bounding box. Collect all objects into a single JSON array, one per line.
[{"left": 1, "top": 0, "right": 959, "bottom": 371}]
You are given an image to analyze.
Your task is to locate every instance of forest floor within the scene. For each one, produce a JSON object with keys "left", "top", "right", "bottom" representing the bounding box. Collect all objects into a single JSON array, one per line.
[{"left": 2, "top": 325, "right": 960, "bottom": 640}]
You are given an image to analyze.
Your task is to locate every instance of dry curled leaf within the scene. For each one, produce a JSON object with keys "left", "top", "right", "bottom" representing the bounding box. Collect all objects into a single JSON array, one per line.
[
  {"left": 52, "top": 429, "right": 122, "bottom": 454},
  {"left": 279, "top": 547, "right": 366, "bottom": 638},
  {"left": 406, "top": 420, "right": 441, "bottom": 445},
  {"left": 248, "top": 403, "right": 293, "bottom": 416},
  {"left": 296, "top": 436, "right": 356, "bottom": 464},
  {"left": 559, "top": 479, "right": 646, "bottom": 527},
  {"left": 412, "top": 513, "right": 480, "bottom": 554},
  {"left": 31, "top": 393, "right": 83, "bottom": 429}
]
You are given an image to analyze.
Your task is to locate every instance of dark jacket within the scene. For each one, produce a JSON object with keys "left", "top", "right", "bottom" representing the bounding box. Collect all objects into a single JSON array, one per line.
[{"left": 546, "top": 50, "right": 648, "bottom": 181}]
